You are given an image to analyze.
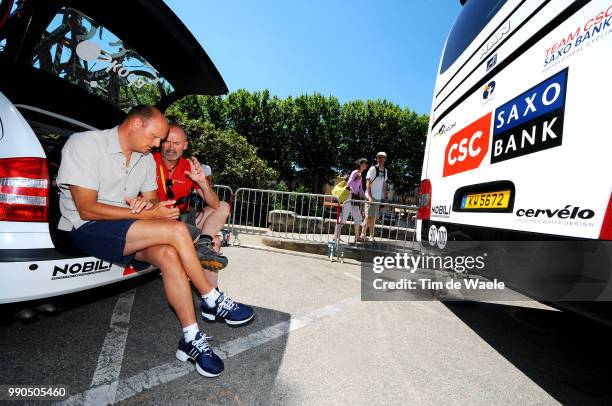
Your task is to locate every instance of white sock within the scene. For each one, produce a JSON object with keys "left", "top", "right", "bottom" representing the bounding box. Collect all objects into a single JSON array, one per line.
[
  {"left": 182, "top": 323, "right": 199, "bottom": 342},
  {"left": 202, "top": 288, "right": 221, "bottom": 307}
]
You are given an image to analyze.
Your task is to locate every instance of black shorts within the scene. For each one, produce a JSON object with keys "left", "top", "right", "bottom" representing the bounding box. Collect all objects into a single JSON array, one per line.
[{"left": 69, "top": 220, "right": 150, "bottom": 271}]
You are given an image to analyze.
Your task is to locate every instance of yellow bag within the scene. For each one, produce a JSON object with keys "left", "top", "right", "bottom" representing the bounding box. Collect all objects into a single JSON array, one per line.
[{"left": 331, "top": 181, "right": 350, "bottom": 204}]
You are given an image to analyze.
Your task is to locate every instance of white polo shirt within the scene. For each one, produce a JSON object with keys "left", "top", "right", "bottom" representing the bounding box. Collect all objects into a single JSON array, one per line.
[{"left": 56, "top": 126, "right": 157, "bottom": 230}]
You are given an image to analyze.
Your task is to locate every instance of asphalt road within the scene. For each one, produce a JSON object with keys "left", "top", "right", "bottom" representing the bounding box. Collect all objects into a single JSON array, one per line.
[{"left": 1, "top": 245, "right": 612, "bottom": 405}]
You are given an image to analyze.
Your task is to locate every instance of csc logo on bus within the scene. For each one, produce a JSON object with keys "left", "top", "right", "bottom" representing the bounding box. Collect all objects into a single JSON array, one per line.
[{"left": 443, "top": 113, "right": 492, "bottom": 177}]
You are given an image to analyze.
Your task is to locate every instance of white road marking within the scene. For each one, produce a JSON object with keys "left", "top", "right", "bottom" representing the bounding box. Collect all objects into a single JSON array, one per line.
[
  {"left": 62, "top": 296, "right": 359, "bottom": 405},
  {"left": 84, "top": 290, "right": 136, "bottom": 405},
  {"left": 343, "top": 271, "right": 363, "bottom": 283}
]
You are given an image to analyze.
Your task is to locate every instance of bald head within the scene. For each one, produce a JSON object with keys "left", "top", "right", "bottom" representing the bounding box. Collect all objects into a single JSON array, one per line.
[
  {"left": 160, "top": 124, "right": 188, "bottom": 164},
  {"left": 120, "top": 105, "right": 169, "bottom": 154},
  {"left": 168, "top": 124, "right": 187, "bottom": 142}
]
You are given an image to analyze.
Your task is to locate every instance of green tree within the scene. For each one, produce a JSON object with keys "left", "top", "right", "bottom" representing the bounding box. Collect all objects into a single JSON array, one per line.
[
  {"left": 168, "top": 90, "right": 295, "bottom": 183},
  {"left": 288, "top": 93, "right": 341, "bottom": 193},
  {"left": 338, "top": 99, "right": 369, "bottom": 171},
  {"left": 167, "top": 94, "right": 228, "bottom": 128},
  {"left": 167, "top": 89, "right": 429, "bottom": 196},
  {"left": 224, "top": 89, "right": 295, "bottom": 182}
]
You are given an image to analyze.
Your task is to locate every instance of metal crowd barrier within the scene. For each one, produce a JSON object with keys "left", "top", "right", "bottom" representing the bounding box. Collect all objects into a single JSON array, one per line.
[
  {"left": 228, "top": 187, "right": 419, "bottom": 261},
  {"left": 334, "top": 198, "right": 419, "bottom": 259},
  {"left": 212, "top": 184, "right": 233, "bottom": 203},
  {"left": 230, "top": 188, "right": 341, "bottom": 248}
]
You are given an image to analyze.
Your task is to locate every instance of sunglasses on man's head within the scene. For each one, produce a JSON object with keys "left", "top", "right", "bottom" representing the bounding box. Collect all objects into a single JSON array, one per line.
[{"left": 166, "top": 179, "right": 174, "bottom": 199}]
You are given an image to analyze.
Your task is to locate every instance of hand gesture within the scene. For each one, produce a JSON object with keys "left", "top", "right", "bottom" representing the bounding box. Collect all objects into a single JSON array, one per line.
[{"left": 184, "top": 156, "right": 208, "bottom": 185}]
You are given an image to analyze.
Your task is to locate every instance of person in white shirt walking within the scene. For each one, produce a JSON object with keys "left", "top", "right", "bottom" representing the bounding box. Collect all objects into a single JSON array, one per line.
[{"left": 360, "top": 152, "right": 389, "bottom": 241}]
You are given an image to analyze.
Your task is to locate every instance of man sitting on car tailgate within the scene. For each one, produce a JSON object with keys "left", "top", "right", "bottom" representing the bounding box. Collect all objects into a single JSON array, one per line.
[
  {"left": 56, "top": 105, "right": 253, "bottom": 378},
  {"left": 153, "top": 124, "right": 230, "bottom": 273}
]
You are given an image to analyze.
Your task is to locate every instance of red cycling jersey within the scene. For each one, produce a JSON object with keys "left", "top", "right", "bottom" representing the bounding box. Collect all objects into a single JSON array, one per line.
[{"left": 153, "top": 152, "right": 200, "bottom": 209}]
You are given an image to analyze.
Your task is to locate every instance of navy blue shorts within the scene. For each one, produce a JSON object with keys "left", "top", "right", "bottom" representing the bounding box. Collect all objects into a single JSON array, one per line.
[{"left": 69, "top": 220, "right": 150, "bottom": 271}]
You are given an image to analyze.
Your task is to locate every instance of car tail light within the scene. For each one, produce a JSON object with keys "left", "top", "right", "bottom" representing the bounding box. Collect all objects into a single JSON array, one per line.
[
  {"left": 417, "top": 179, "right": 432, "bottom": 221},
  {"left": 599, "top": 194, "right": 612, "bottom": 240},
  {"left": 0, "top": 157, "right": 49, "bottom": 222}
]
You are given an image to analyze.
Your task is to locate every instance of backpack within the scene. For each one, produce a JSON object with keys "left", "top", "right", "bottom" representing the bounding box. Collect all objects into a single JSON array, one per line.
[{"left": 371, "top": 166, "right": 387, "bottom": 183}]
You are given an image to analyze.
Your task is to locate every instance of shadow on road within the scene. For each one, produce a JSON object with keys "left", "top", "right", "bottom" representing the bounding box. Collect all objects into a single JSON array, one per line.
[
  {"left": 442, "top": 300, "right": 612, "bottom": 405},
  {"left": 0, "top": 274, "right": 292, "bottom": 405}
]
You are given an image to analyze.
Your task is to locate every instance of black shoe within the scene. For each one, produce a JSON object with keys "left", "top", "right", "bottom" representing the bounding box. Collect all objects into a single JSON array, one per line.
[{"left": 196, "top": 242, "right": 228, "bottom": 270}]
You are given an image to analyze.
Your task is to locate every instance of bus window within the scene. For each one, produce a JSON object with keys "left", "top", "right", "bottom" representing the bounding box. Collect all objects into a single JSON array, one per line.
[{"left": 440, "top": 0, "right": 507, "bottom": 74}]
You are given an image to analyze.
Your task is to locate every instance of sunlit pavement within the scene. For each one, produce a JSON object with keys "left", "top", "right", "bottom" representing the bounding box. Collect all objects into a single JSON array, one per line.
[{"left": 1, "top": 245, "right": 612, "bottom": 405}]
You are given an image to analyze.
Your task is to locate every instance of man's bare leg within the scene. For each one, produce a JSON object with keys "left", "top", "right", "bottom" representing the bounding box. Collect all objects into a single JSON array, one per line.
[
  {"left": 135, "top": 245, "right": 196, "bottom": 327},
  {"left": 203, "top": 268, "right": 219, "bottom": 289},
  {"left": 368, "top": 216, "right": 376, "bottom": 239},
  {"left": 124, "top": 220, "right": 214, "bottom": 296},
  {"left": 194, "top": 203, "right": 230, "bottom": 284},
  {"left": 196, "top": 202, "right": 230, "bottom": 239}
]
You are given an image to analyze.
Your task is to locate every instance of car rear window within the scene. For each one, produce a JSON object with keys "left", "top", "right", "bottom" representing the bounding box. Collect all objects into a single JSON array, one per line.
[
  {"left": 440, "top": 0, "right": 508, "bottom": 74},
  {"left": 0, "top": 0, "right": 20, "bottom": 54},
  {"left": 30, "top": 7, "right": 174, "bottom": 111}
]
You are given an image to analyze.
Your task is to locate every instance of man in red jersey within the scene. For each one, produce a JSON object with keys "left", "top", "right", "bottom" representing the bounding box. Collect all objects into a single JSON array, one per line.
[{"left": 153, "top": 124, "right": 230, "bottom": 273}]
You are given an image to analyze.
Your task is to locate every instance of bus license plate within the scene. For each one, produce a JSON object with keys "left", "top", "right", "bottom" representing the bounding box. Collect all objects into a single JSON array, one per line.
[{"left": 461, "top": 190, "right": 511, "bottom": 210}]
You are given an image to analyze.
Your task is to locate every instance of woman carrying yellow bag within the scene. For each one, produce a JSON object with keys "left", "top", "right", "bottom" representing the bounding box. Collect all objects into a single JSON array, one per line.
[{"left": 334, "top": 158, "right": 368, "bottom": 244}]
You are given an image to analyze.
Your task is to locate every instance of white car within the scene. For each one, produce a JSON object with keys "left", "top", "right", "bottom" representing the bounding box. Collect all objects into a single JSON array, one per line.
[{"left": 0, "top": 0, "right": 227, "bottom": 309}]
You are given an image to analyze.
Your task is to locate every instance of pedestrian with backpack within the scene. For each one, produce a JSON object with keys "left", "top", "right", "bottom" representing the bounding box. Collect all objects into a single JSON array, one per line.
[{"left": 360, "top": 152, "right": 389, "bottom": 241}]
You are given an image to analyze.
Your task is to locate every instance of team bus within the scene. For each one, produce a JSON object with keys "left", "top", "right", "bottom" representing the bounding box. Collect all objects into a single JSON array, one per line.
[{"left": 417, "top": 0, "right": 612, "bottom": 321}]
